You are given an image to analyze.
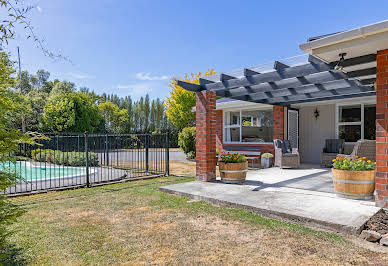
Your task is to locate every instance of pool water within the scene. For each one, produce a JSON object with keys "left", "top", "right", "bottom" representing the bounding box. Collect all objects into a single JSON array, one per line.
[{"left": 0, "top": 161, "right": 87, "bottom": 181}]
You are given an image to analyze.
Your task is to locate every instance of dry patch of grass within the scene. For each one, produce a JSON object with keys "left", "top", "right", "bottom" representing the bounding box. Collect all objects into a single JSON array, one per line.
[{"left": 6, "top": 176, "right": 388, "bottom": 265}]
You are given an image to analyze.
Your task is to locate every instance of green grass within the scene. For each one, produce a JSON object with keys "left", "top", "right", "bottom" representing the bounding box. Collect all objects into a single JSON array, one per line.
[{"left": 4, "top": 176, "right": 388, "bottom": 265}]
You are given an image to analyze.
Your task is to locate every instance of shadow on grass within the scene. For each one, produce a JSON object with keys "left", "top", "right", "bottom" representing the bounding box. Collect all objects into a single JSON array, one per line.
[{"left": 0, "top": 244, "right": 27, "bottom": 266}]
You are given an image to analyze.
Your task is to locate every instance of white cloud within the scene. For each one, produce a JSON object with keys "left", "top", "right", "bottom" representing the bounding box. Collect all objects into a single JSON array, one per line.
[
  {"left": 135, "top": 72, "right": 169, "bottom": 81},
  {"left": 67, "top": 72, "right": 95, "bottom": 79},
  {"left": 36, "top": 6, "right": 42, "bottom": 13}
]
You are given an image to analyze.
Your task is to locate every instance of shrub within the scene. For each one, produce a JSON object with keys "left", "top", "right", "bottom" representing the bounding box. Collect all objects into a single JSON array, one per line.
[
  {"left": 219, "top": 153, "right": 246, "bottom": 163},
  {"left": 31, "top": 149, "right": 98, "bottom": 166},
  {"left": 178, "top": 127, "right": 196, "bottom": 157},
  {"left": 186, "top": 151, "right": 196, "bottom": 160},
  {"left": 261, "top": 153, "right": 274, "bottom": 158},
  {"left": 332, "top": 156, "right": 376, "bottom": 171}
]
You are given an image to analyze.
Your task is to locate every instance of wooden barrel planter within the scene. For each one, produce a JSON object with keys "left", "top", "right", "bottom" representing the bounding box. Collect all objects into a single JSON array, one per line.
[
  {"left": 219, "top": 161, "right": 248, "bottom": 184},
  {"left": 331, "top": 168, "right": 376, "bottom": 200}
]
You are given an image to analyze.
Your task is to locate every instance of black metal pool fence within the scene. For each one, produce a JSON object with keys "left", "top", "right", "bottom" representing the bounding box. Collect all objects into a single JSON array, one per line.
[{"left": 4, "top": 132, "right": 169, "bottom": 195}]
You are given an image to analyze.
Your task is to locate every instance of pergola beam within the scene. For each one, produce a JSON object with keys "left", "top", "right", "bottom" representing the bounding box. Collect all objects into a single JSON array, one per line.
[
  {"left": 329, "top": 53, "right": 376, "bottom": 68},
  {"left": 232, "top": 79, "right": 368, "bottom": 102},
  {"left": 244, "top": 68, "right": 260, "bottom": 76},
  {"left": 346, "top": 67, "right": 376, "bottom": 78},
  {"left": 214, "top": 70, "right": 349, "bottom": 98},
  {"left": 274, "top": 61, "right": 289, "bottom": 70},
  {"left": 220, "top": 73, "right": 236, "bottom": 81},
  {"left": 176, "top": 80, "right": 203, "bottom": 92},
  {"left": 203, "top": 62, "right": 332, "bottom": 92}
]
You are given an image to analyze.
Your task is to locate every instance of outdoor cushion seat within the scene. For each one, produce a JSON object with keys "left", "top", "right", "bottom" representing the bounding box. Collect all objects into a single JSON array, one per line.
[
  {"left": 337, "top": 139, "right": 376, "bottom": 162},
  {"left": 273, "top": 139, "right": 300, "bottom": 169},
  {"left": 283, "top": 153, "right": 298, "bottom": 157},
  {"left": 320, "top": 139, "right": 344, "bottom": 167}
]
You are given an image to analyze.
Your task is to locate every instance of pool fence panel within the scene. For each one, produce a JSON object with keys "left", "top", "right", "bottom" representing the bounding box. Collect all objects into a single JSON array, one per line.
[{"left": 3, "top": 132, "right": 169, "bottom": 195}]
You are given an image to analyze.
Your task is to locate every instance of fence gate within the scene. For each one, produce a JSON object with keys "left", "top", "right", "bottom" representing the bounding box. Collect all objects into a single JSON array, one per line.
[{"left": 4, "top": 133, "right": 169, "bottom": 195}]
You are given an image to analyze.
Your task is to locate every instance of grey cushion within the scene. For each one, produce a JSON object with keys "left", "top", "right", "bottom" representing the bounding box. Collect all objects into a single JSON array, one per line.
[
  {"left": 282, "top": 140, "right": 292, "bottom": 154},
  {"left": 325, "top": 139, "right": 344, "bottom": 153}
]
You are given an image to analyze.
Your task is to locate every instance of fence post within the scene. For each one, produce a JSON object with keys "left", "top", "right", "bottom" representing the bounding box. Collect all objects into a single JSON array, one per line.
[
  {"left": 165, "top": 132, "right": 169, "bottom": 176},
  {"left": 105, "top": 134, "right": 109, "bottom": 166},
  {"left": 145, "top": 134, "right": 149, "bottom": 173},
  {"left": 84, "top": 131, "right": 90, "bottom": 188}
]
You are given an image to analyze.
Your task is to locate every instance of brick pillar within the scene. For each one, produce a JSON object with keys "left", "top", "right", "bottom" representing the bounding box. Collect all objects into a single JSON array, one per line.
[
  {"left": 376, "top": 49, "right": 388, "bottom": 207},
  {"left": 195, "top": 90, "right": 217, "bottom": 181},
  {"left": 215, "top": 110, "right": 223, "bottom": 154},
  {"left": 273, "top": 106, "right": 285, "bottom": 140}
]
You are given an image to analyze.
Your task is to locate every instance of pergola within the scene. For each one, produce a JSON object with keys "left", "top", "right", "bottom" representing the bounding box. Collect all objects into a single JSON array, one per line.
[{"left": 177, "top": 54, "right": 376, "bottom": 105}]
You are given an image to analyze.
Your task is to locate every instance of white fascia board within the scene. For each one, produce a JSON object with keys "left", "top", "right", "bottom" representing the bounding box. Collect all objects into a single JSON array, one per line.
[{"left": 300, "top": 20, "right": 388, "bottom": 54}]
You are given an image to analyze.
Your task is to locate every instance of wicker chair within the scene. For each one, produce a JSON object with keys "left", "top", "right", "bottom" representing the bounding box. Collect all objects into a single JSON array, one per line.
[
  {"left": 337, "top": 139, "right": 376, "bottom": 162},
  {"left": 273, "top": 139, "right": 300, "bottom": 169},
  {"left": 320, "top": 139, "right": 345, "bottom": 167}
]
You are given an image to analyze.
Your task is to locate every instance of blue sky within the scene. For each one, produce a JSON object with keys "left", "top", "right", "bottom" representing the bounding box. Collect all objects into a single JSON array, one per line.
[{"left": 3, "top": 0, "right": 388, "bottom": 100}]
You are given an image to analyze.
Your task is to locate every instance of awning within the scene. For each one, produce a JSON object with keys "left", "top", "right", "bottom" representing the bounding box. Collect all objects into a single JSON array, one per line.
[{"left": 177, "top": 54, "right": 376, "bottom": 106}]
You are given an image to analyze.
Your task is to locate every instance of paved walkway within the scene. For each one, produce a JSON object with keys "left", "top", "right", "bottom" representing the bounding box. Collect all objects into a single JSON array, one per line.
[{"left": 160, "top": 164, "right": 381, "bottom": 235}]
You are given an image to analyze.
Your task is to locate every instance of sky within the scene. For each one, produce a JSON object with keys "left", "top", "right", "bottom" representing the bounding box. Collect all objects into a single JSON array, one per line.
[{"left": 2, "top": 0, "right": 388, "bottom": 100}]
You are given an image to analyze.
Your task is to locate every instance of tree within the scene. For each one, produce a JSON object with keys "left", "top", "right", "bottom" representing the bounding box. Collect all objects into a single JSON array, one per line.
[
  {"left": 98, "top": 101, "right": 128, "bottom": 133},
  {"left": 165, "top": 69, "right": 215, "bottom": 131},
  {"left": 49, "top": 81, "right": 75, "bottom": 97},
  {"left": 43, "top": 92, "right": 103, "bottom": 132}
]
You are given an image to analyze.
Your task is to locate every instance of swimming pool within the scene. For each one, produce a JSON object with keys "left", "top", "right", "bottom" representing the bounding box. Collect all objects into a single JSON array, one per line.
[{"left": 0, "top": 161, "right": 88, "bottom": 181}]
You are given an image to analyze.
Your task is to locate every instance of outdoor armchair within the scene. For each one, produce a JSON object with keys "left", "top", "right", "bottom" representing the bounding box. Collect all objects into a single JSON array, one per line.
[
  {"left": 320, "top": 139, "right": 344, "bottom": 167},
  {"left": 337, "top": 139, "right": 376, "bottom": 162},
  {"left": 273, "top": 139, "right": 300, "bottom": 169}
]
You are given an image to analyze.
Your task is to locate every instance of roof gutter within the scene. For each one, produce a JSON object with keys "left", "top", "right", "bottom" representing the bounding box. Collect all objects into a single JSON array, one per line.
[{"left": 300, "top": 20, "right": 388, "bottom": 54}]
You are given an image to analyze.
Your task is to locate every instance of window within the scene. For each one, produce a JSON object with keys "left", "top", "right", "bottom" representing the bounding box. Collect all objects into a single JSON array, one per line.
[
  {"left": 224, "top": 109, "right": 273, "bottom": 143},
  {"left": 337, "top": 103, "right": 375, "bottom": 142}
]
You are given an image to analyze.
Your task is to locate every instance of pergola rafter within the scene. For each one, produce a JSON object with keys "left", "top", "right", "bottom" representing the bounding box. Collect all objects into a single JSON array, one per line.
[{"left": 176, "top": 55, "right": 376, "bottom": 106}]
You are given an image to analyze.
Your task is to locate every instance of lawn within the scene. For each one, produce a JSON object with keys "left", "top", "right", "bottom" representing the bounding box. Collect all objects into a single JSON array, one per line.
[{"left": 6, "top": 176, "right": 388, "bottom": 265}]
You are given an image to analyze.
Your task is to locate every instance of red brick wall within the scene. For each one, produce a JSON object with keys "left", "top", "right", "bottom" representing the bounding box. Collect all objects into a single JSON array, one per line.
[
  {"left": 273, "top": 106, "right": 285, "bottom": 140},
  {"left": 375, "top": 49, "right": 388, "bottom": 207},
  {"left": 215, "top": 110, "right": 223, "bottom": 153},
  {"left": 195, "top": 90, "right": 217, "bottom": 181}
]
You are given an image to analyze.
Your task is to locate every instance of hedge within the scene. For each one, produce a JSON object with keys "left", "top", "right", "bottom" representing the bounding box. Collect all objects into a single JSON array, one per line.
[{"left": 31, "top": 149, "right": 98, "bottom": 166}]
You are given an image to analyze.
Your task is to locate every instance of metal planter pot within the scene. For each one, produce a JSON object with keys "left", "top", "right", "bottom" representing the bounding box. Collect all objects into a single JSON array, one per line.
[{"left": 261, "top": 157, "right": 273, "bottom": 169}]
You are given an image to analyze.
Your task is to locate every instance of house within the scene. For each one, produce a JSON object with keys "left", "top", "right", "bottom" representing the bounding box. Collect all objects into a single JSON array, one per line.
[{"left": 177, "top": 20, "right": 388, "bottom": 207}]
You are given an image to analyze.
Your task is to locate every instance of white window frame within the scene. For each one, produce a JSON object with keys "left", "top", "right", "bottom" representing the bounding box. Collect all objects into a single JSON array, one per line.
[
  {"left": 335, "top": 101, "right": 375, "bottom": 143},
  {"left": 223, "top": 107, "right": 273, "bottom": 144}
]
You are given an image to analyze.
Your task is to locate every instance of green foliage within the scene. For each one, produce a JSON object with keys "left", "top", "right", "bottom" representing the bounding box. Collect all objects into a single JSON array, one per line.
[
  {"left": 332, "top": 156, "right": 376, "bottom": 171},
  {"left": 165, "top": 69, "right": 215, "bottom": 131},
  {"left": 261, "top": 153, "right": 274, "bottom": 158},
  {"left": 31, "top": 148, "right": 98, "bottom": 167},
  {"left": 220, "top": 153, "right": 247, "bottom": 163},
  {"left": 98, "top": 101, "right": 128, "bottom": 133},
  {"left": 43, "top": 92, "right": 103, "bottom": 133},
  {"left": 0, "top": 51, "right": 30, "bottom": 260},
  {"left": 178, "top": 127, "right": 196, "bottom": 157}
]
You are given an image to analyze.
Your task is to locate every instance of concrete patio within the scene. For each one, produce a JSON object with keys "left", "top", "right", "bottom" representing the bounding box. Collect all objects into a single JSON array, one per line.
[{"left": 160, "top": 164, "right": 381, "bottom": 235}]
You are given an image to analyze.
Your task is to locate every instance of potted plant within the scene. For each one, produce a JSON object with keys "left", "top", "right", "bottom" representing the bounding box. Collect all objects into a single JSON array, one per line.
[
  {"left": 331, "top": 156, "right": 376, "bottom": 200},
  {"left": 261, "top": 153, "right": 274, "bottom": 168},
  {"left": 219, "top": 153, "right": 248, "bottom": 184}
]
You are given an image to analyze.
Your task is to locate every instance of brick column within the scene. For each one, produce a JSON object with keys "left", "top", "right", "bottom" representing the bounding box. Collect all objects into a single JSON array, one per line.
[
  {"left": 195, "top": 90, "right": 217, "bottom": 181},
  {"left": 376, "top": 49, "right": 388, "bottom": 207},
  {"left": 215, "top": 110, "right": 223, "bottom": 154},
  {"left": 273, "top": 106, "right": 285, "bottom": 140}
]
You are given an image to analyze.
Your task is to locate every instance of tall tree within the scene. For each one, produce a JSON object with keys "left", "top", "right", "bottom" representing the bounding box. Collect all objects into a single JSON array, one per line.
[
  {"left": 98, "top": 101, "right": 128, "bottom": 133},
  {"left": 165, "top": 69, "right": 215, "bottom": 131},
  {"left": 43, "top": 92, "right": 103, "bottom": 132}
]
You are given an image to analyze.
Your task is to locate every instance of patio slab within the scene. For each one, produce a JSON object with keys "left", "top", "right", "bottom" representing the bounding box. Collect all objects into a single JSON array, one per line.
[{"left": 160, "top": 165, "right": 381, "bottom": 235}]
